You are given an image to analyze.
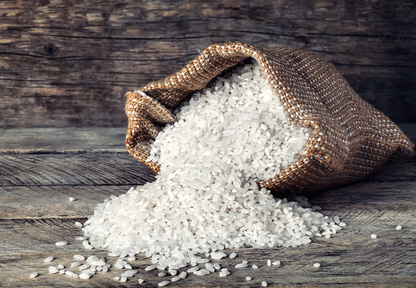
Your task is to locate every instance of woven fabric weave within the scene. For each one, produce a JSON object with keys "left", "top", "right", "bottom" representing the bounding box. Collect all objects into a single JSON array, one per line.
[{"left": 125, "top": 42, "right": 414, "bottom": 194}]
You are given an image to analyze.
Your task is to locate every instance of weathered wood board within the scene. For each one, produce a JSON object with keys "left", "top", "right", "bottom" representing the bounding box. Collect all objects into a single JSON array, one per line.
[
  {"left": 0, "top": 128, "right": 127, "bottom": 153},
  {"left": 1, "top": 0, "right": 415, "bottom": 286},
  {"left": 0, "top": 126, "right": 415, "bottom": 287},
  {"left": 1, "top": 0, "right": 415, "bottom": 128}
]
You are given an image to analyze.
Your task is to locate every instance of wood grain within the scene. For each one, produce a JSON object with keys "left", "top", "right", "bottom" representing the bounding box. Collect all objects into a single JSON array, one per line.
[
  {"left": 0, "top": 186, "right": 134, "bottom": 219},
  {"left": 0, "top": 208, "right": 414, "bottom": 287},
  {"left": 0, "top": 0, "right": 415, "bottom": 128},
  {"left": 0, "top": 125, "right": 415, "bottom": 287},
  {"left": 0, "top": 127, "right": 127, "bottom": 153},
  {"left": 0, "top": 153, "right": 155, "bottom": 187}
]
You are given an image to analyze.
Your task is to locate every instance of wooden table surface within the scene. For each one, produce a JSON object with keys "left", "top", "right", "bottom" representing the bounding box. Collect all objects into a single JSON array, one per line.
[
  {"left": 0, "top": 124, "right": 415, "bottom": 288},
  {"left": 1, "top": 0, "right": 415, "bottom": 286}
]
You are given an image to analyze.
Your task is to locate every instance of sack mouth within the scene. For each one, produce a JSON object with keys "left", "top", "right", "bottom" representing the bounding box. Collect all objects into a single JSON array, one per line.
[{"left": 130, "top": 43, "right": 343, "bottom": 169}]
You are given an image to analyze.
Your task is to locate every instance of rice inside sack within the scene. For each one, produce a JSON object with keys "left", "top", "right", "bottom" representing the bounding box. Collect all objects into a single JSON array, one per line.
[
  {"left": 147, "top": 62, "right": 311, "bottom": 183},
  {"left": 83, "top": 63, "right": 342, "bottom": 270}
]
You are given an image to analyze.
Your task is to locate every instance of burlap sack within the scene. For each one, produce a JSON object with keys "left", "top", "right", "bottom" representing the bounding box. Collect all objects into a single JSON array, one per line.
[{"left": 125, "top": 42, "right": 414, "bottom": 194}]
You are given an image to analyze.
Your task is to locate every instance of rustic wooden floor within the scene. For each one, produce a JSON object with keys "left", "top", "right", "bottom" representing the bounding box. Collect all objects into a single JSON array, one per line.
[{"left": 0, "top": 125, "right": 415, "bottom": 288}]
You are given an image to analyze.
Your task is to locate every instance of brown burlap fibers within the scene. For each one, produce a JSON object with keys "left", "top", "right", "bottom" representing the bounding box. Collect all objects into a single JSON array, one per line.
[{"left": 125, "top": 42, "right": 414, "bottom": 194}]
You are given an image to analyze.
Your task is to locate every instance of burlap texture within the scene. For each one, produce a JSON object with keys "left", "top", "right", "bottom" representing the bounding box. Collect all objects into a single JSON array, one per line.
[{"left": 125, "top": 42, "right": 414, "bottom": 194}]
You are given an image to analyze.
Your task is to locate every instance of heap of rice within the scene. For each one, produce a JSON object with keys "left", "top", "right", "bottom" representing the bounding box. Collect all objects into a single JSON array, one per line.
[{"left": 83, "top": 62, "right": 342, "bottom": 272}]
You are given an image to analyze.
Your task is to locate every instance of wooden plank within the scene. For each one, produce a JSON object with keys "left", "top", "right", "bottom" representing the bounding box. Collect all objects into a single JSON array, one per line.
[
  {"left": 0, "top": 0, "right": 415, "bottom": 128},
  {"left": 0, "top": 153, "right": 155, "bottom": 187},
  {"left": 0, "top": 127, "right": 127, "bottom": 153},
  {"left": 309, "top": 180, "right": 416, "bottom": 212},
  {"left": 0, "top": 208, "right": 414, "bottom": 287},
  {"left": 0, "top": 186, "right": 135, "bottom": 219}
]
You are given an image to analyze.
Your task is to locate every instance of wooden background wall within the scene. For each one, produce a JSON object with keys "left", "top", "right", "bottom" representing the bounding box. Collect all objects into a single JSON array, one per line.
[{"left": 1, "top": 0, "right": 415, "bottom": 129}]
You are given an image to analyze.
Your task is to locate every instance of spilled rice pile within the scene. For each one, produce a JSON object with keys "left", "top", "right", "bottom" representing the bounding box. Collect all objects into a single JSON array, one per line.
[{"left": 33, "top": 62, "right": 346, "bottom": 285}]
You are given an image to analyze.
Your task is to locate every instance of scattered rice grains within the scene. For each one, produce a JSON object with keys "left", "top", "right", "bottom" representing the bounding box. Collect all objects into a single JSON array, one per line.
[{"left": 42, "top": 62, "right": 347, "bottom": 286}]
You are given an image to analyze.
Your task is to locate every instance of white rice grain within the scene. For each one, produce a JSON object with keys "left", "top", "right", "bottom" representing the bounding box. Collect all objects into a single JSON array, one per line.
[
  {"left": 272, "top": 261, "right": 281, "bottom": 266},
  {"left": 158, "top": 280, "right": 171, "bottom": 287},
  {"left": 79, "top": 273, "right": 91, "bottom": 280},
  {"left": 211, "top": 252, "right": 227, "bottom": 260},
  {"left": 193, "top": 269, "right": 210, "bottom": 276},
  {"left": 205, "top": 263, "right": 215, "bottom": 272},
  {"left": 187, "top": 267, "right": 199, "bottom": 273},
  {"left": 122, "top": 269, "right": 139, "bottom": 277},
  {"left": 43, "top": 256, "right": 54, "bottom": 263},
  {"left": 213, "top": 263, "right": 221, "bottom": 270},
  {"left": 145, "top": 265, "right": 157, "bottom": 271},
  {"left": 65, "top": 271, "right": 75, "bottom": 277},
  {"left": 219, "top": 268, "right": 230, "bottom": 277},
  {"left": 48, "top": 266, "right": 59, "bottom": 274},
  {"left": 235, "top": 263, "right": 249, "bottom": 269},
  {"left": 71, "top": 262, "right": 81, "bottom": 268},
  {"left": 79, "top": 264, "right": 90, "bottom": 270},
  {"left": 178, "top": 271, "right": 187, "bottom": 279}
]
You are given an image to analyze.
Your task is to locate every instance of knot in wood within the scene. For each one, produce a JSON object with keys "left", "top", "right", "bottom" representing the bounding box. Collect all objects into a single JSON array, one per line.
[{"left": 44, "top": 43, "right": 58, "bottom": 56}]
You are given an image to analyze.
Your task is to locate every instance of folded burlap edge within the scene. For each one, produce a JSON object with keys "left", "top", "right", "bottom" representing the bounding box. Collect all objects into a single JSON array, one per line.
[{"left": 125, "top": 42, "right": 414, "bottom": 194}]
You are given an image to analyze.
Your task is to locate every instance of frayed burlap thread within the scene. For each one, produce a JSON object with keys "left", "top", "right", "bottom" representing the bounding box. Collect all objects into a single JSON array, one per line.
[{"left": 125, "top": 42, "right": 414, "bottom": 194}]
